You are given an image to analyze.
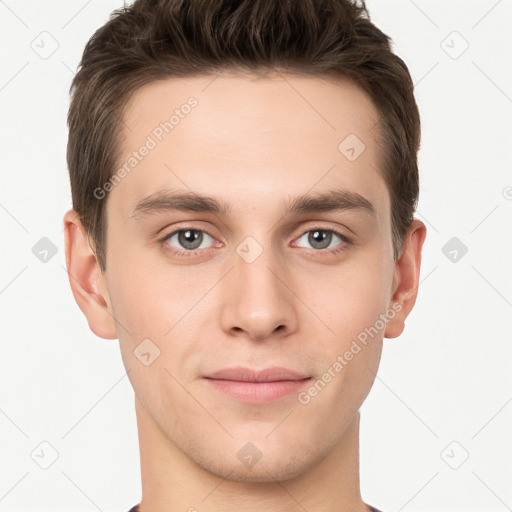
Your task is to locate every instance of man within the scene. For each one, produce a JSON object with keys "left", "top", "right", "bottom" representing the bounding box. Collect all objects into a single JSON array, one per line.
[{"left": 63, "top": 0, "right": 426, "bottom": 510}]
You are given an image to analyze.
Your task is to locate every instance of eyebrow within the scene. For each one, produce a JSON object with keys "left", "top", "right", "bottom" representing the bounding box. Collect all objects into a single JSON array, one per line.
[{"left": 130, "top": 188, "right": 376, "bottom": 219}]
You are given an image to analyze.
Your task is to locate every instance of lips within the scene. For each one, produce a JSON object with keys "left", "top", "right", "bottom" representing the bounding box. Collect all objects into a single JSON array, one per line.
[
  {"left": 204, "top": 366, "right": 311, "bottom": 383},
  {"left": 203, "top": 366, "right": 312, "bottom": 403}
]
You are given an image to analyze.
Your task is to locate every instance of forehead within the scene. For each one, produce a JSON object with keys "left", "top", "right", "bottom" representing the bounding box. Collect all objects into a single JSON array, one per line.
[{"left": 110, "top": 72, "right": 388, "bottom": 219}]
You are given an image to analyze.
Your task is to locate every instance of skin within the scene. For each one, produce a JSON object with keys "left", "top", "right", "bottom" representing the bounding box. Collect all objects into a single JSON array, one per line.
[{"left": 64, "top": 72, "right": 426, "bottom": 512}]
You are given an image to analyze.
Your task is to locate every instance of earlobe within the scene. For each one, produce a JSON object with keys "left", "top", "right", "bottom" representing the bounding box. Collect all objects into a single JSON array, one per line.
[
  {"left": 384, "top": 218, "right": 427, "bottom": 339},
  {"left": 63, "top": 209, "right": 118, "bottom": 340}
]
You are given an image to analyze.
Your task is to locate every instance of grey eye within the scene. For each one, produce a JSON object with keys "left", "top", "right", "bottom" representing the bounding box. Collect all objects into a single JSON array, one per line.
[
  {"left": 167, "top": 229, "right": 213, "bottom": 251},
  {"left": 296, "top": 230, "right": 343, "bottom": 250}
]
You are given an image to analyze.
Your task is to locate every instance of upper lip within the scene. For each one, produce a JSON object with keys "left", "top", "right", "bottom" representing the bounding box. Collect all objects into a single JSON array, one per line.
[{"left": 204, "top": 366, "right": 311, "bottom": 382}]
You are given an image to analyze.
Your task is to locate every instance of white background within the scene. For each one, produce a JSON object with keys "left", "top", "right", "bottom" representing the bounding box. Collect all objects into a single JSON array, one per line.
[{"left": 1, "top": 1, "right": 511, "bottom": 511}]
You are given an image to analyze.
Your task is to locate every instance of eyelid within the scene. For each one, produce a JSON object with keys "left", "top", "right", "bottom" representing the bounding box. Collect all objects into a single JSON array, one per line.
[
  {"left": 291, "top": 226, "right": 350, "bottom": 250},
  {"left": 292, "top": 219, "right": 355, "bottom": 239},
  {"left": 157, "top": 222, "right": 350, "bottom": 242},
  {"left": 292, "top": 222, "right": 352, "bottom": 242},
  {"left": 155, "top": 221, "right": 219, "bottom": 241},
  {"left": 157, "top": 222, "right": 353, "bottom": 258},
  {"left": 158, "top": 225, "right": 221, "bottom": 249}
]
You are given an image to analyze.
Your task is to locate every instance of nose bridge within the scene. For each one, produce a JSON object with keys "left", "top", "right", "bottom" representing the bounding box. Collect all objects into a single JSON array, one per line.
[{"left": 220, "top": 233, "right": 297, "bottom": 340}]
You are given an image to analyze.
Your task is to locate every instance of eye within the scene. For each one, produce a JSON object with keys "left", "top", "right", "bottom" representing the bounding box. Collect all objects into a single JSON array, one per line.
[
  {"left": 158, "top": 226, "right": 351, "bottom": 260},
  {"left": 164, "top": 229, "right": 215, "bottom": 252},
  {"left": 294, "top": 228, "right": 349, "bottom": 253}
]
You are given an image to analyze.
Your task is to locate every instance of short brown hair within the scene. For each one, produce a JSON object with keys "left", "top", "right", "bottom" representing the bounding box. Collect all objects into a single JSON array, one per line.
[{"left": 67, "top": 0, "right": 420, "bottom": 271}]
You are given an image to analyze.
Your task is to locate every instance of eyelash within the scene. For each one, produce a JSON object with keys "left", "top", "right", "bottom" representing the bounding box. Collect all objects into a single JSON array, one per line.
[{"left": 157, "top": 226, "right": 351, "bottom": 260}]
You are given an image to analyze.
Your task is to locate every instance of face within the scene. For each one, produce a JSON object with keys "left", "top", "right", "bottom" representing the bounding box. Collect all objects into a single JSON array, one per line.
[{"left": 82, "top": 73, "right": 414, "bottom": 482}]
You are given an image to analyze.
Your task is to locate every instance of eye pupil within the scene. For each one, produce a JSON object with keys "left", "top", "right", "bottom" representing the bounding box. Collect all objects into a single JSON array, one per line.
[
  {"left": 308, "top": 230, "right": 331, "bottom": 249},
  {"left": 178, "top": 229, "right": 202, "bottom": 250}
]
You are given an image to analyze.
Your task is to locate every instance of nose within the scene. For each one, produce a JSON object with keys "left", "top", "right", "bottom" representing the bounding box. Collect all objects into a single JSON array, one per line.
[{"left": 219, "top": 238, "right": 298, "bottom": 342}]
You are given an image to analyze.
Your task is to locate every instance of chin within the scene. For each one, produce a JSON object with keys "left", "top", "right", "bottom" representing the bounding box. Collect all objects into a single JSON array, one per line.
[
  {"left": 188, "top": 438, "right": 322, "bottom": 484},
  {"left": 203, "top": 456, "right": 311, "bottom": 483}
]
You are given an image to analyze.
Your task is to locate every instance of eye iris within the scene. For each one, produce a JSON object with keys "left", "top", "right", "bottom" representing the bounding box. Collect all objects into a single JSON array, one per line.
[
  {"left": 178, "top": 230, "right": 202, "bottom": 250},
  {"left": 172, "top": 229, "right": 337, "bottom": 252},
  {"left": 309, "top": 230, "right": 331, "bottom": 249}
]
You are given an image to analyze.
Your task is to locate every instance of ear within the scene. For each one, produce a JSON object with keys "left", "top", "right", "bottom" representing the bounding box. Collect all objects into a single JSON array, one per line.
[
  {"left": 63, "top": 209, "right": 117, "bottom": 340},
  {"left": 385, "top": 218, "right": 427, "bottom": 339}
]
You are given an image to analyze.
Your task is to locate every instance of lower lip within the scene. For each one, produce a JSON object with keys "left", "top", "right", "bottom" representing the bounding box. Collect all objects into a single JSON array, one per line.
[{"left": 204, "top": 378, "right": 312, "bottom": 403}]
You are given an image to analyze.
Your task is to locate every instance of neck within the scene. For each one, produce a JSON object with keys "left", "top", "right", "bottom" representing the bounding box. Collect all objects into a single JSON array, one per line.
[{"left": 136, "top": 396, "right": 370, "bottom": 512}]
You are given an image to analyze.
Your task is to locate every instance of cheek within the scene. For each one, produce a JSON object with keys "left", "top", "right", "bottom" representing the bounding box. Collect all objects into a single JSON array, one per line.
[
  {"left": 106, "top": 261, "right": 200, "bottom": 418},
  {"left": 106, "top": 254, "right": 214, "bottom": 382},
  {"left": 106, "top": 245, "right": 186, "bottom": 334},
  {"left": 299, "top": 251, "right": 393, "bottom": 347},
  {"left": 295, "top": 259, "right": 388, "bottom": 425}
]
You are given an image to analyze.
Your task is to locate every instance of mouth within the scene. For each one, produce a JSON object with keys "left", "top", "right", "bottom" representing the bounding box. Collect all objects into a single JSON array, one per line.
[{"left": 203, "top": 366, "right": 313, "bottom": 403}]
